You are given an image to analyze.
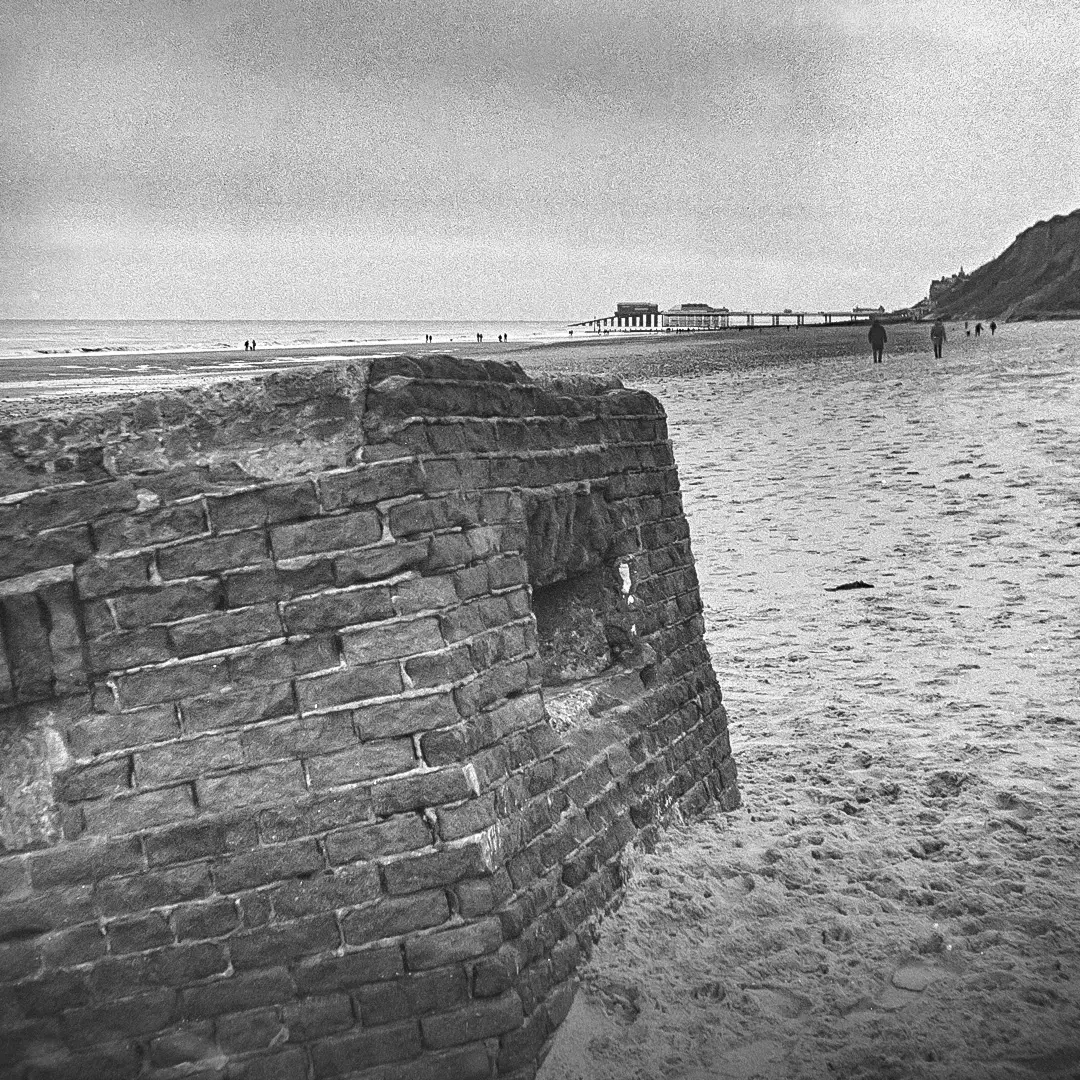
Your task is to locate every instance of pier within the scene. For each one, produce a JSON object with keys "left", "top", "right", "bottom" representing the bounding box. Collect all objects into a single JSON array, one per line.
[{"left": 570, "top": 301, "right": 894, "bottom": 333}]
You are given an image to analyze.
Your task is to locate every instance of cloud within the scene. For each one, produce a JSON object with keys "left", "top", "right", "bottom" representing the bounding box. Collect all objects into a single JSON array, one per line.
[{"left": 1, "top": 0, "right": 1077, "bottom": 316}]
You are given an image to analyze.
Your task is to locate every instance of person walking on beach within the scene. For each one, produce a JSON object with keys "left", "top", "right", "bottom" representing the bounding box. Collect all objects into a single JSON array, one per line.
[
  {"left": 244, "top": 340, "right": 250, "bottom": 351},
  {"left": 990, "top": 321, "right": 997, "bottom": 336},
  {"left": 931, "top": 318, "right": 947, "bottom": 359},
  {"left": 868, "top": 318, "right": 887, "bottom": 363},
  {"left": 974, "top": 323, "right": 982, "bottom": 338}
]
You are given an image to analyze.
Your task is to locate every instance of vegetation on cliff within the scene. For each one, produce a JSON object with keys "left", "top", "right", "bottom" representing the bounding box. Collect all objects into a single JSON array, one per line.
[{"left": 935, "top": 208, "right": 1080, "bottom": 321}]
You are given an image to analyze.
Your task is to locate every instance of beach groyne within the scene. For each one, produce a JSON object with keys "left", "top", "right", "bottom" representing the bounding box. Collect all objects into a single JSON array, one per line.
[{"left": 0, "top": 356, "right": 738, "bottom": 1079}]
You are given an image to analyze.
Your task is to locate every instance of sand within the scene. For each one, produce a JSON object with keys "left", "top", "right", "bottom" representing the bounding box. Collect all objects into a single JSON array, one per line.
[
  {"left": 538, "top": 324, "right": 1080, "bottom": 1079},
  {"left": 5, "top": 323, "right": 1078, "bottom": 1077}
]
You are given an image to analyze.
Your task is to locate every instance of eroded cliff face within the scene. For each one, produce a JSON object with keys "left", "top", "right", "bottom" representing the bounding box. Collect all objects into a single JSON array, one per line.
[
  {"left": 0, "top": 356, "right": 738, "bottom": 1080},
  {"left": 936, "top": 208, "right": 1080, "bottom": 321}
]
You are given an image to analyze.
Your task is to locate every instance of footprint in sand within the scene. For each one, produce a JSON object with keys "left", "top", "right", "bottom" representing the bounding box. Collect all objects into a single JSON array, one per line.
[{"left": 743, "top": 986, "right": 814, "bottom": 1019}]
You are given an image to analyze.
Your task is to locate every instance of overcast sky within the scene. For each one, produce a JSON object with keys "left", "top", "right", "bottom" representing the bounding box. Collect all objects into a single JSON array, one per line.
[{"left": 1, "top": 0, "right": 1077, "bottom": 320}]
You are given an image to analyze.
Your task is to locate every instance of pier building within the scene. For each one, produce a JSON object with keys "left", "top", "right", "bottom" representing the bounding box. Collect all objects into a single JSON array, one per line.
[{"left": 571, "top": 300, "right": 896, "bottom": 333}]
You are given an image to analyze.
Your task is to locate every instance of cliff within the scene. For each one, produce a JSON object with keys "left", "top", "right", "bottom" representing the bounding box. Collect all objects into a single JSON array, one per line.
[{"left": 934, "top": 208, "right": 1080, "bottom": 321}]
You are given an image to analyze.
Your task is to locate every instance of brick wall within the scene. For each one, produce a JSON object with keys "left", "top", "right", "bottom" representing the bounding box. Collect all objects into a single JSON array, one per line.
[{"left": 0, "top": 356, "right": 739, "bottom": 1080}]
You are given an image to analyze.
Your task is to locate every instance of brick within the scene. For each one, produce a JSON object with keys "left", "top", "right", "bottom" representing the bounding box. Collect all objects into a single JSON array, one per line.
[
  {"left": 12, "top": 968, "right": 91, "bottom": 1016},
  {"left": 39, "top": 928, "right": 105, "bottom": 976},
  {"left": 306, "top": 740, "right": 416, "bottom": 789},
  {"left": 148, "top": 1020, "right": 216, "bottom": 1066},
  {"left": 145, "top": 819, "right": 257, "bottom": 868},
  {"left": 225, "top": 560, "right": 333, "bottom": 607},
  {"left": 382, "top": 845, "right": 488, "bottom": 895},
  {"left": 437, "top": 792, "right": 497, "bottom": 842},
  {"left": 82, "top": 784, "right": 197, "bottom": 835},
  {"left": 498, "top": 1002, "right": 547, "bottom": 1072},
  {"left": 473, "top": 952, "right": 515, "bottom": 998},
  {"left": 207, "top": 481, "right": 320, "bottom": 532},
  {"left": 310, "top": 1019, "right": 421, "bottom": 1075},
  {"left": 0, "top": 857, "right": 30, "bottom": 900},
  {"left": 68, "top": 703, "right": 179, "bottom": 759},
  {"left": 28, "top": 835, "right": 143, "bottom": 889},
  {"left": 229, "top": 914, "right": 339, "bottom": 970},
  {"left": 269, "top": 864, "right": 380, "bottom": 918},
  {"left": 213, "top": 839, "right": 324, "bottom": 893},
  {"left": 281, "top": 993, "right": 353, "bottom": 1041},
  {"left": 439, "top": 601, "right": 486, "bottom": 642},
  {"left": 341, "top": 616, "right": 444, "bottom": 665},
  {"left": 196, "top": 761, "right": 306, "bottom": 811},
  {"left": 157, "top": 530, "right": 268, "bottom": 578},
  {"left": 325, "top": 815, "right": 431, "bottom": 866},
  {"left": 352, "top": 692, "right": 459, "bottom": 739},
  {"left": 168, "top": 603, "right": 283, "bottom": 657},
  {"left": 357, "top": 966, "right": 469, "bottom": 1025},
  {"left": 318, "top": 461, "right": 423, "bottom": 510},
  {"left": 228, "top": 1047, "right": 309, "bottom": 1080},
  {"left": 18, "top": 480, "right": 138, "bottom": 532},
  {"left": 341, "top": 889, "right": 449, "bottom": 946},
  {"left": 216, "top": 1005, "right": 286, "bottom": 1053},
  {"left": 333, "top": 540, "right": 429, "bottom": 586},
  {"left": 283, "top": 585, "right": 393, "bottom": 634},
  {"left": 174, "top": 897, "right": 239, "bottom": 940},
  {"left": 136, "top": 733, "right": 245, "bottom": 786},
  {"left": 405, "top": 917, "right": 503, "bottom": 971},
  {"left": 240, "top": 712, "right": 358, "bottom": 763},
  {"left": 94, "top": 503, "right": 207, "bottom": 553},
  {"left": 232, "top": 638, "right": 336, "bottom": 684},
  {"left": 62, "top": 987, "right": 178, "bottom": 1047},
  {"left": 453, "top": 565, "right": 489, "bottom": 600},
  {"left": 112, "top": 579, "right": 223, "bottom": 628},
  {"left": 386, "top": 1045, "right": 492, "bottom": 1080},
  {"left": 425, "top": 532, "right": 472, "bottom": 571},
  {"left": 295, "top": 664, "right": 403, "bottom": 713},
  {"left": 0, "top": 937, "right": 40, "bottom": 981},
  {"left": 94, "top": 863, "right": 212, "bottom": 916},
  {"left": 180, "top": 967, "right": 296, "bottom": 1019},
  {"left": 370, "top": 766, "right": 474, "bottom": 816},
  {"left": 0, "top": 525, "right": 92, "bottom": 579},
  {"left": 107, "top": 910, "right": 174, "bottom": 953},
  {"left": 0, "top": 886, "right": 95, "bottom": 941},
  {"left": 116, "top": 656, "right": 228, "bottom": 709},
  {"left": 404, "top": 645, "right": 476, "bottom": 697},
  {"left": 292, "top": 946, "right": 403, "bottom": 993},
  {"left": 19, "top": 1041, "right": 142, "bottom": 1079},
  {"left": 272, "top": 512, "right": 381, "bottom": 559},
  {"left": 86, "top": 626, "right": 174, "bottom": 671},
  {"left": 420, "top": 990, "right": 523, "bottom": 1048},
  {"left": 183, "top": 681, "right": 295, "bottom": 733},
  {"left": 257, "top": 790, "right": 373, "bottom": 844}
]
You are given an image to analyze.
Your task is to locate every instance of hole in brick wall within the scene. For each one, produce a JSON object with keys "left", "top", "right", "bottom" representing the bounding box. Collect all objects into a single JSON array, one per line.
[
  {"left": 523, "top": 489, "right": 654, "bottom": 732},
  {"left": 530, "top": 564, "right": 652, "bottom": 733},
  {"left": 0, "top": 570, "right": 84, "bottom": 852}
]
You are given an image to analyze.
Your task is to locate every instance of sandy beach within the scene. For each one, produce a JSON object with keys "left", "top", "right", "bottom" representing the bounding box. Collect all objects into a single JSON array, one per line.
[
  {"left": 3, "top": 323, "right": 1077, "bottom": 1078},
  {"left": 536, "top": 322, "right": 1080, "bottom": 1079}
]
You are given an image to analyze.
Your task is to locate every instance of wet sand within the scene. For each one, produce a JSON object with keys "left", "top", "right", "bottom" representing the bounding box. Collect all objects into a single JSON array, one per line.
[{"left": 540, "top": 324, "right": 1080, "bottom": 1079}]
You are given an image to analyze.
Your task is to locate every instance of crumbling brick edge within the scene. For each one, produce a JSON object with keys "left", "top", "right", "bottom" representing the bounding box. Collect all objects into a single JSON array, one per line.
[{"left": 0, "top": 354, "right": 739, "bottom": 1080}]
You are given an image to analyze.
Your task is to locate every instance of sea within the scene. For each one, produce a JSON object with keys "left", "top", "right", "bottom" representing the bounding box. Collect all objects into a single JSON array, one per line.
[{"left": 0, "top": 318, "right": 566, "bottom": 358}]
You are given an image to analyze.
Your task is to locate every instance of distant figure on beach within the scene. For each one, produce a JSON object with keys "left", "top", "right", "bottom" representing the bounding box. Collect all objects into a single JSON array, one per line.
[
  {"left": 244, "top": 340, "right": 250, "bottom": 351},
  {"left": 868, "top": 318, "right": 887, "bottom": 363},
  {"left": 931, "top": 318, "right": 947, "bottom": 358},
  {"left": 251, "top": 339, "right": 256, "bottom": 350},
  {"left": 990, "top": 321, "right": 997, "bottom": 336},
  {"left": 974, "top": 323, "right": 982, "bottom": 338}
]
